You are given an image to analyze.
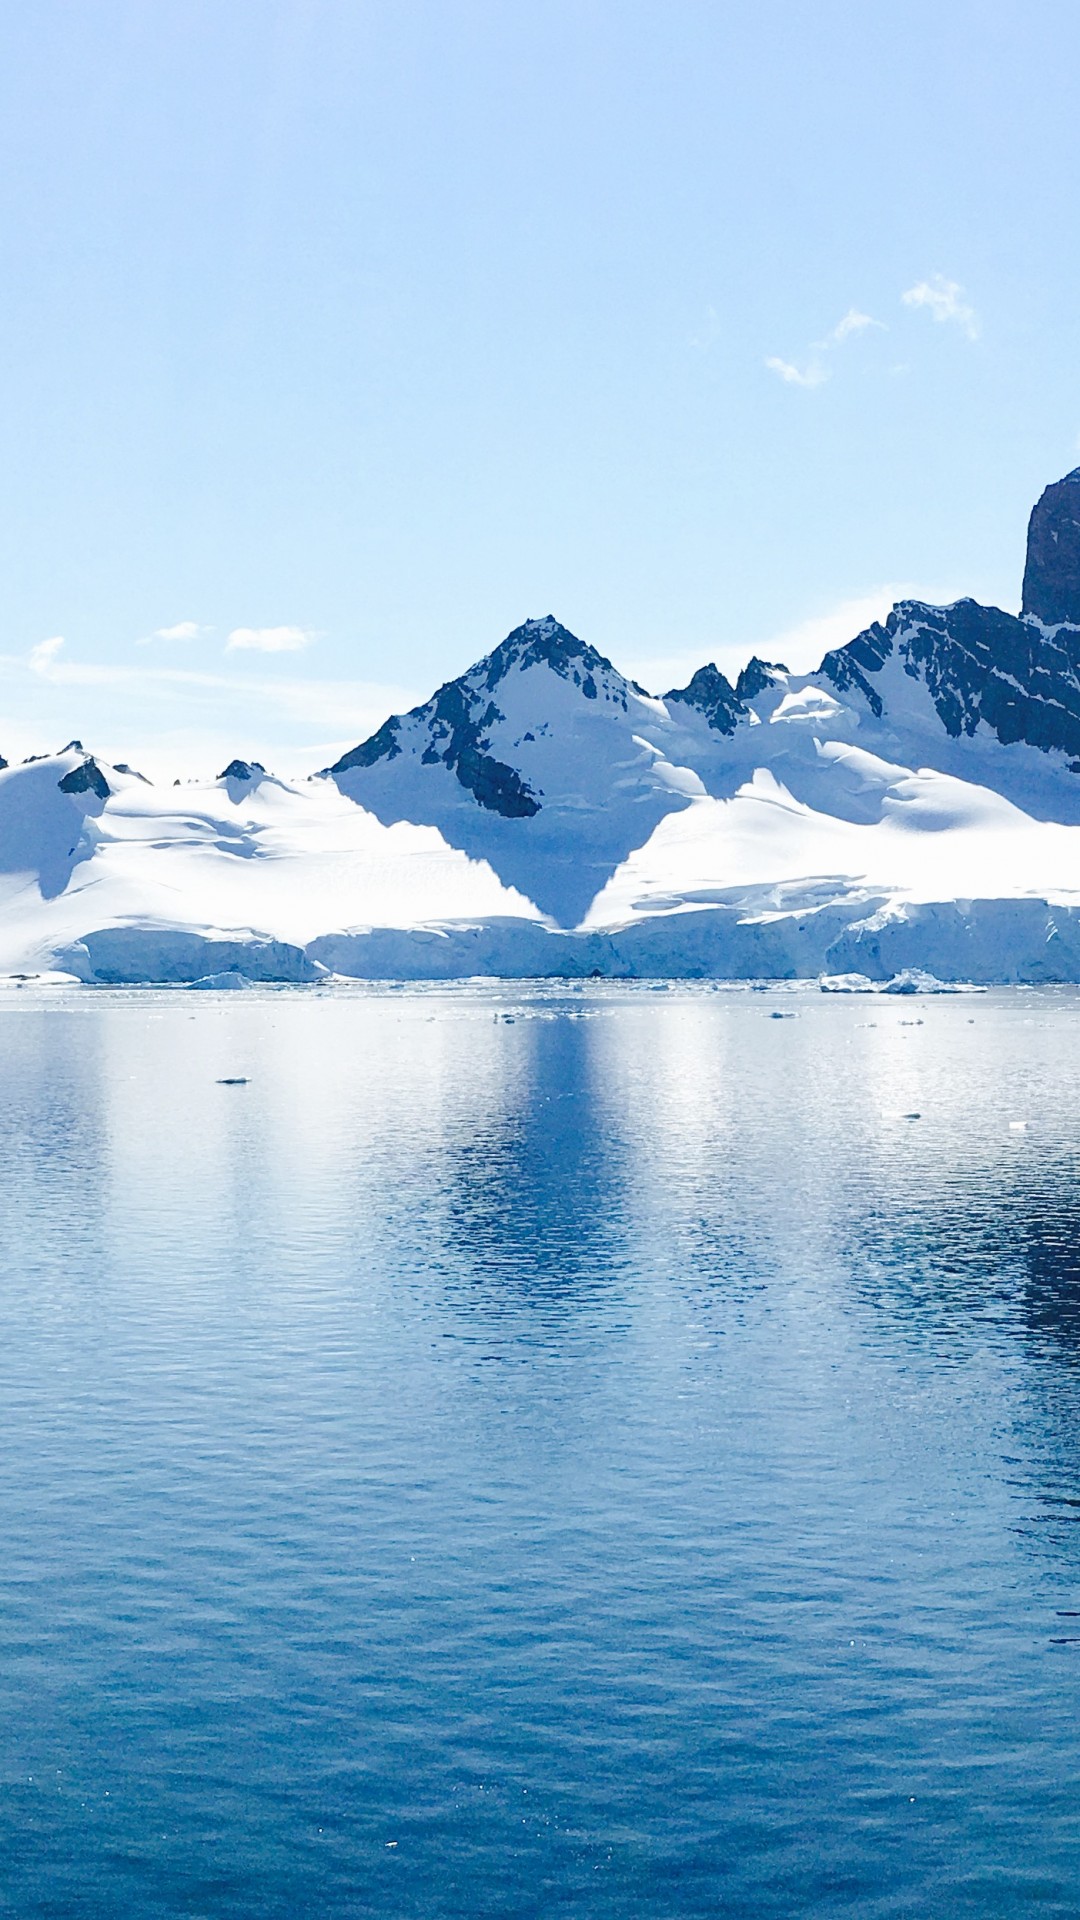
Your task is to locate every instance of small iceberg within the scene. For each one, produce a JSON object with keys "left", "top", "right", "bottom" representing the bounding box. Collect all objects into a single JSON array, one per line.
[
  {"left": 819, "top": 973, "right": 876, "bottom": 994},
  {"left": 882, "top": 969, "right": 983, "bottom": 996}
]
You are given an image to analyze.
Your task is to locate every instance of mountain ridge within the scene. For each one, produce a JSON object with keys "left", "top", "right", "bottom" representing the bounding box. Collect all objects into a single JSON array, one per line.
[{"left": 4, "top": 470, "right": 1080, "bottom": 980}]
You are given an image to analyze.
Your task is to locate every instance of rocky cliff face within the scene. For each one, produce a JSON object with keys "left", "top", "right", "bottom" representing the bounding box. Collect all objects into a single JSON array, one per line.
[
  {"left": 821, "top": 596, "right": 1080, "bottom": 760},
  {"left": 664, "top": 662, "right": 745, "bottom": 734},
  {"left": 1022, "top": 467, "right": 1080, "bottom": 627}
]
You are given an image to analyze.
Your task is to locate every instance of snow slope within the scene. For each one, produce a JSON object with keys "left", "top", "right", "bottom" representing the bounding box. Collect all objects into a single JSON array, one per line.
[{"left": 0, "top": 748, "right": 539, "bottom": 978}]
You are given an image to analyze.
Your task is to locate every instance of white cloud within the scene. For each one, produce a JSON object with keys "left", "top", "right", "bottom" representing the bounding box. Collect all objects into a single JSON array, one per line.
[
  {"left": 765, "top": 354, "right": 829, "bottom": 389},
  {"left": 901, "top": 275, "right": 980, "bottom": 340},
  {"left": 824, "top": 308, "right": 884, "bottom": 346},
  {"left": 766, "top": 306, "right": 885, "bottom": 389},
  {"left": 139, "top": 621, "right": 206, "bottom": 645},
  {"left": 0, "top": 644, "right": 418, "bottom": 782},
  {"left": 226, "top": 625, "right": 314, "bottom": 653},
  {"left": 28, "top": 635, "right": 65, "bottom": 676}
]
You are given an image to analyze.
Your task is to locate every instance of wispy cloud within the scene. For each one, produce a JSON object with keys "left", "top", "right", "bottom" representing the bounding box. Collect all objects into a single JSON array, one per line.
[
  {"left": 765, "top": 306, "right": 885, "bottom": 390},
  {"left": 765, "top": 354, "right": 829, "bottom": 389},
  {"left": 226, "top": 625, "right": 314, "bottom": 654},
  {"left": 0, "top": 641, "right": 418, "bottom": 780},
  {"left": 825, "top": 308, "right": 883, "bottom": 346},
  {"left": 28, "top": 635, "right": 65, "bottom": 676},
  {"left": 139, "top": 620, "right": 207, "bottom": 646},
  {"left": 901, "top": 275, "right": 980, "bottom": 340}
]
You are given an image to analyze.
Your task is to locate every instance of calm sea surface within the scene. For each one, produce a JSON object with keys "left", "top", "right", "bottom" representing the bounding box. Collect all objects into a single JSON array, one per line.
[{"left": 2, "top": 982, "right": 1080, "bottom": 1917}]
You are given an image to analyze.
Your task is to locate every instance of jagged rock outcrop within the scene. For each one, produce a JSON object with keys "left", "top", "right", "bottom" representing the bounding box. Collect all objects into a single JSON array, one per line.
[
  {"left": 58, "top": 756, "right": 111, "bottom": 801},
  {"left": 736, "top": 658, "right": 788, "bottom": 701},
  {"left": 821, "top": 597, "right": 1080, "bottom": 760},
  {"left": 218, "top": 759, "right": 267, "bottom": 782},
  {"left": 665, "top": 663, "right": 745, "bottom": 734},
  {"left": 1022, "top": 467, "right": 1080, "bottom": 627}
]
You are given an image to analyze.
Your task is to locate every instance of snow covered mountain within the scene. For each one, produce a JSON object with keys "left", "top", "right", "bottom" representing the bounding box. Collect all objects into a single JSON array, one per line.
[
  {"left": 6, "top": 468, "right": 1080, "bottom": 983},
  {"left": 321, "top": 468, "right": 1080, "bottom": 945},
  {"left": 325, "top": 616, "right": 728, "bottom": 923}
]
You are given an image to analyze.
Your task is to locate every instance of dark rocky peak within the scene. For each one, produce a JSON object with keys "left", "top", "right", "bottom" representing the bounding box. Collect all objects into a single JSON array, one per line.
[
  {"left": 219, "top": 758, "right": 265, "bottom": 781},
  {"left": 481, "top": 616, "right": 638, "bottom": 702},
  {"left": 58, "top": 756, "right": 111, "bottom": 801},
  {"left": 818, "top": 617, "right": 894, "bottom": 717},
  {"left": 113, "top": 763, "right": 150, "bottom": 784},
  {"left": 665, "top": 663, "right": 746, "bottom": 735},
  {"left": 1022, "top": 468, "right": 1080, "bottom": 627},
  {"left": 822, "top": 596, "right": 1080, "bottom": 758},
  {"left": 325, "top": 616, "right": 643, "bottom": 819},
  {"left": 60, "top": 739, "right": 84, "bottom": 754},
  {"left": 736, "top": 658, "right": 789, "bottom": 702}
]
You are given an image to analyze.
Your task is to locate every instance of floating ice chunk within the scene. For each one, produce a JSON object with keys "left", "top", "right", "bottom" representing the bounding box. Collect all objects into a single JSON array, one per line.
[
  {"left": 883, "top": 969, "right": 980, "bottom": 996},
  {"left": 819, "top": 972, "right": 875, "bottom": 993}
]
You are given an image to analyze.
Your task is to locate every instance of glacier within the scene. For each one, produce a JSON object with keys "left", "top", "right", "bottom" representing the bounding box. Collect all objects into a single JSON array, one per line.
[{"left": 7, "top": 469, "right": 1080, "bottom": 984}]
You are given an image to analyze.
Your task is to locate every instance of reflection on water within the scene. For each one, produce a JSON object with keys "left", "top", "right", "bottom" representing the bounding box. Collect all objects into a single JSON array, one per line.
[{"left": 2, "top": 984, "right": 1080, "bottom": 1916}]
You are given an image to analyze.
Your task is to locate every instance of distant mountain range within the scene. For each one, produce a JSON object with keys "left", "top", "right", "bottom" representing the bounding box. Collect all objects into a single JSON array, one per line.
[{"left": 6, "top": 470, "right": 1080, "bottom": 984}]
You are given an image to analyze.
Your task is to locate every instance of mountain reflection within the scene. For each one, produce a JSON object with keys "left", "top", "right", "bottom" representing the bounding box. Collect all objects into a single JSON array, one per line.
[{"left": 436, "top": 1009, "right": 632, "bottom": 1314}]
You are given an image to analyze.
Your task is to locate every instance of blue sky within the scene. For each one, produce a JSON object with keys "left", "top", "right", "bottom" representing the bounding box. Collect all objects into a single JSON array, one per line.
[{"left": 1, "top": 0, "right": 1078, "bottom": 776}]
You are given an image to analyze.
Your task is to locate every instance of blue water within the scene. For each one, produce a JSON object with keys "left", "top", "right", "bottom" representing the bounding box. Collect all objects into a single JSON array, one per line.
[{"left": 2, "top": 982, "right": 1080, "bottom": 1916}]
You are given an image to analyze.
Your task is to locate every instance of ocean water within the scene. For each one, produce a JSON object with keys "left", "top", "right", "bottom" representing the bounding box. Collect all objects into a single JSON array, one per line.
[{"left": 2, "top": 982, "right": 1080, "bottom": 1917}]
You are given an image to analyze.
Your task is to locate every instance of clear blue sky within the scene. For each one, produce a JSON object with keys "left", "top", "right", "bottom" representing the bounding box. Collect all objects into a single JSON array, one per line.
[{"left": 1, "top": 0, "right": 1078, "bottom": 776}]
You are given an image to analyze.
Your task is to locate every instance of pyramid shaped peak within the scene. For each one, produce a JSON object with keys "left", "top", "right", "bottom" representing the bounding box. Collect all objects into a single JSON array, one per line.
[
  {"left": 483, "top": 615, "right": 635, "bottom": 692},
  {"left": 500, "top": 614, "right": 588, "bottom": 657}
]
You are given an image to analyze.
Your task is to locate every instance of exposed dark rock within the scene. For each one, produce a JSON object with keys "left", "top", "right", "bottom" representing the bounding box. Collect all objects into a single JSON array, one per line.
[
  {"left": 113, "top": 763, "right": 150, "bottom": 783},
  {"left": 329, "top": 715, "right": 402, "bottom": 774},
  {"left": 326, "top": 621, "right": 631, "bottom": 816},
  {"left": 823, "top": 597, "right": 1080, "bottom": 757},
  {"left": 453, "top": 745, "right": 539, "bottom": 817},
  {"left": 736, "top": 658, "right": 789, "bottom": 701},
  {"left": 479, "top": 616, "right": 643, "bottom": 701},
  {"left": 665, "top": 663, "right": 746, "bottom": 734},
  {"left": 218, "top": 759, "right": 266, "bottom": 782},
  {"left": 58, "top": 757, "right": 111, "bottom": 801},
  {"left": 819, "top": 627, "right": 889, "bottom": 717},
  {"left": 325, "top": 617, "right": 644, "bottom": 801},
  {"left": 1022, "top": 468, "right": 1080, "bottom": 627}
]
